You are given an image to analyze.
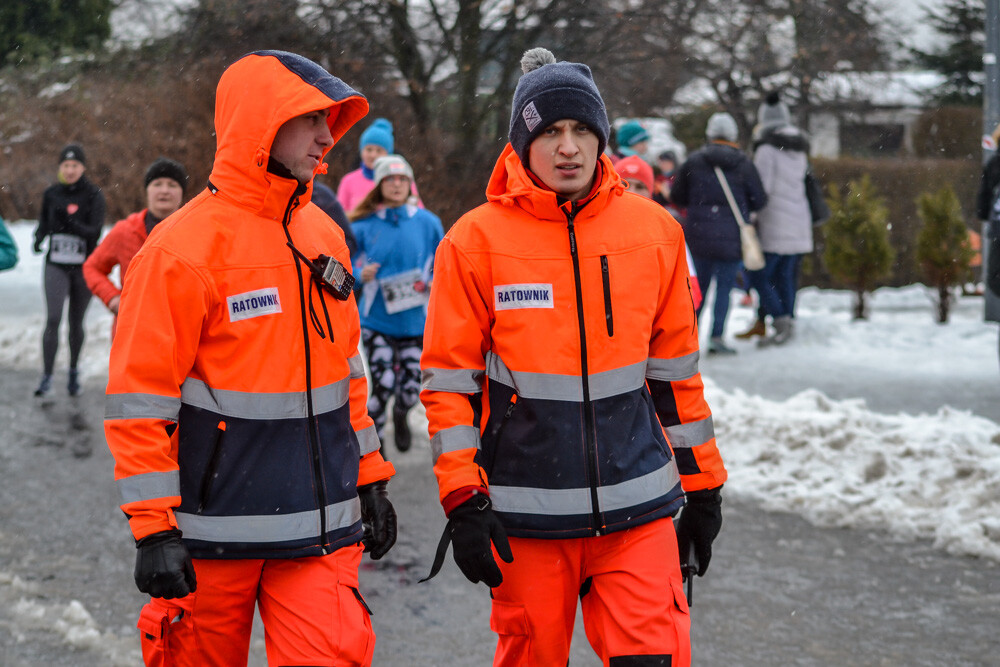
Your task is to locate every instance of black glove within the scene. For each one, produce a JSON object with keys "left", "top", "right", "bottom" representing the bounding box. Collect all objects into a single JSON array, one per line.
[
  {"left": 358, "top": 480, "right": 397, "bottom": 559},
  {"left": 675, "top": 486, "right": 723, "bottom": 577},
  {"left": 449, "top": 494, "right": 513, "bottom": 587},
  {"left": 134, "top": 529, "right": 197, "bottom": 599}
]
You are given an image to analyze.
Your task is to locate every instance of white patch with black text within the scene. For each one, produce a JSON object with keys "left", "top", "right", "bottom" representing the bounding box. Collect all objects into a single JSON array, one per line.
[
  {"left": 522, "top": 101, "right": 542, "bottom": 132},
  {"left": 494, "top": 283, "right": 554, "bottom": 311},
  {"left": 227, "top": 287, "right": 282, "bottom": 322}
]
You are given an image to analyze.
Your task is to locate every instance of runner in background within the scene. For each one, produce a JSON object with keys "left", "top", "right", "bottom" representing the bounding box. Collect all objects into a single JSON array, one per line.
[
  {"left": 83, "top": 157, "right": 188, "bottom": 338},
  {"left": 33, "top": 144, "right": 105, "bottom": 397},
  {"left": 350, "top": 154, "right": 443, "bottom": 454}
]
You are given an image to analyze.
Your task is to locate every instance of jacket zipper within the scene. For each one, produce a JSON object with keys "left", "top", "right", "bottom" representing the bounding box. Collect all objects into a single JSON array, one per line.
[
  {"left": 486, "top": 395, "right": 518, "bottom": 475},
  {"left": 197, "top": 421, "right": 227, "bottom": 513},
  {"left": 566, "top": 205, "right": 604, "bottom": 535},
  {"left": 600, "top": 255, "right": 613, "bottom": 337},
  {"left": 281, "top": 190, "right": 331, "bottom": 551}
]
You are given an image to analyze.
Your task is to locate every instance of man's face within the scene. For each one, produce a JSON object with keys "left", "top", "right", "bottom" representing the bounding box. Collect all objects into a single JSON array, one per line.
[
  {"left": 361, "top": 144, "right": 388, "bottom": 169},
  {"left": 527, "top": 119, "right": 599, "bottom": 202},
  {"left": 146, "top": 177, "right": 184, "bottom": 219},
  {"left": 271, "top": 108, "right": 334, "bottom": 183},
  {"left": 59, "top": 159, "right": 85, "bottom": 185}
]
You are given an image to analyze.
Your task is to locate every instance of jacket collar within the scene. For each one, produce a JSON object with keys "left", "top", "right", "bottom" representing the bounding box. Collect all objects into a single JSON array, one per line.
[{"left": 484, "top": 144, "right": 625, "bottom": 222}]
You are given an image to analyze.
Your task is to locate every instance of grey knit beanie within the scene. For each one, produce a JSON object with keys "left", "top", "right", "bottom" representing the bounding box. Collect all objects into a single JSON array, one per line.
[
  {"left": 757, "top": 91, "right": 791, "bottom": 129},
  {"left": 706, "top": 112, "right": 739, "bottom": 143},
  {"left": 508, "top": 48, "right": 610, "bottom": 165}
]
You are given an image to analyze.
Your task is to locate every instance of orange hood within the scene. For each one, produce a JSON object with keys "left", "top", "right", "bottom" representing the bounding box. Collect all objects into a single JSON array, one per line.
[
  {"left": 484, "top": 143, "right": 626, "bottom": 222},
  {"left": 210, "top": 50, "right": 369, "bottom": 219}
]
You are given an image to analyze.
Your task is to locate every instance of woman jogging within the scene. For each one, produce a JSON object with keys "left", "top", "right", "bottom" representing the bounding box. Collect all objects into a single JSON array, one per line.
[
  {"left": 350, "top": 154, "right": 443, "bottom": 453},
  {"left": 33, "top": 144, "right": 105, "bottom": 397}
]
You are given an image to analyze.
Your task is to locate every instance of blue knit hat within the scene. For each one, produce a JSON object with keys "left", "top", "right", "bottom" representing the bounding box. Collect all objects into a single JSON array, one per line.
[
  {"left": 359, "top": 118, "right": 394, "bottom": 154},
  {"left": 509, "top": 48, "right": 610, "bottom": 165}
]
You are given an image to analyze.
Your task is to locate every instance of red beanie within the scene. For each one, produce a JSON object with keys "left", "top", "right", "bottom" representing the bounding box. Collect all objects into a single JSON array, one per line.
[{"left": 616, "top": 155, "right": 654, "bottom": 196}]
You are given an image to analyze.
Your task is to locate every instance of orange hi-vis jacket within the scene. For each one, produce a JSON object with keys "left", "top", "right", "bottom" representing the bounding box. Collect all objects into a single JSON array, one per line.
[
  {"left": 105, "top": 51, "right": 394, "bottom": 559},
  {"left": 421, "top": 145, "right": 726, "bottom": 538}
]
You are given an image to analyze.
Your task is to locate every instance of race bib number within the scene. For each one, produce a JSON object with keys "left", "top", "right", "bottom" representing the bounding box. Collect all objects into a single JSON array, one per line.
[
  {"left": 49, "top": 234, "right": 86, "bottom": 264},
  {"left": 379, "top": 268, "right": 428, "bottom": 314}
]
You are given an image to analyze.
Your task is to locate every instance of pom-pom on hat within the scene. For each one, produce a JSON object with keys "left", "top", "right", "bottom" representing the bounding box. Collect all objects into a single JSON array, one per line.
[
  {"left": 373, "top": 154, "right": 414, "bottom": 186},
  {"left": 615, "top": 155, "right": 654, "bottom": 196},
  {"left": 59, "top": 144, "right": 86, "bottom": 165},
  {"left": 144, "top": 157, "right": 189, "bottom": 192},
  {"left": 757, "top": 91, "right": 791, "bottom": 130},
  {"left": 616, "top": 121, "right": 650, "bottom": 155},
  {"left": 706, "top": 112, "right": 739, "bottom": 143},
  {"left": 359, "top": 118, "right": 394, "bottom": 154},
  {"left": 508, "top": 47, "right": 610, "bottom": 165}
]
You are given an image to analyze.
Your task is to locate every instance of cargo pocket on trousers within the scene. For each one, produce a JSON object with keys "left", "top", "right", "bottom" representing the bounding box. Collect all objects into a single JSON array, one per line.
[
  {"left": 490, "top": 599, "right": 531, "bottom": 659},
  {"left": 137, "top": 601, "right": 186, "bottom": 667},
  {"left": 341, "top": 585, "right": 375, "bottom": 666}
]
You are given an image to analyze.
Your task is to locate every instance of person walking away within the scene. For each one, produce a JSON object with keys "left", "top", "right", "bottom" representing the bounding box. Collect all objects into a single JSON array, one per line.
[
  {"left": 420, "top": 47, "right": 726, "bottom": 666},
  {"left": 104, "top": 51, "right": 397, "bottom": 666},
  {"left": 312, "top": 180, "right": 359, "bottom": 259},
  {"left": 349, "top": 154, "right": 443, "bottom": 454},
  {"left": 974, "top": 122, "right": 1000, "bottom": 351},
  {"left": 83, "top": 157, "right": 188, "bottom": 338},
  {"left": 670, "top": 113, "right": 767, "bottom": 354},
  {"left": 0, "top": 215, "right": 18, "bottom": 271},
  {"left": 33, "top": 144, "right": 105, "bottom": 396},
  {"left": 616, "top": 154, "right": 702, "bottom": 310},
  {"left": 742, "top": 92, "right": 813, "bottom": 346}
]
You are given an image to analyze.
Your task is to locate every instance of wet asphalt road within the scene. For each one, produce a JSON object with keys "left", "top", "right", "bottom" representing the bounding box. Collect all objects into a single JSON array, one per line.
[{"left": 0, "top": 366, "right": 998, "bottom": 666}]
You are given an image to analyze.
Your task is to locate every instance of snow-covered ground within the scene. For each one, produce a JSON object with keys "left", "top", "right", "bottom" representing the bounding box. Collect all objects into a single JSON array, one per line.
[{"left": 3, "top": 220, "right": 999, "bottom": 565}]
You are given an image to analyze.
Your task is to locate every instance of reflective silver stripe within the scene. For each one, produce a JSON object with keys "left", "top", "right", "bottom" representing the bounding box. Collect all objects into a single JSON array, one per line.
[
  {"left": 430, "top": 424, "right": 481, "bottom": 461},
  {"left": 490, "top": 464, "right": 680, "bottom": 516},
  {"left": 646, "top": 351, "right": 700, "bottom": 382},
  {"left": 180, "top": 377, "right": 350, "bottom": 419},
  {"left": 105, "top": 392, "right": 181, "bottom": 421},
  {"left": 486, "top": 352, "right": 646, "bottom": 401},
  {"left": 348, "top": 354, "right": 366, "bottom": 379},
  {"left": 356, "top": 424, "right": 381, "bottom": 456},
  {"left": 422, "top": 367, "right": 484, "bottom": 393},
  {"left": 174, "top": 497, "right": 361, "bottom": 543},
  {"left": 664, "top": 416, "right": 715, "bottom": 449},
  {"left": 117, "top": 471, "right": 181, "bottom": 505}
]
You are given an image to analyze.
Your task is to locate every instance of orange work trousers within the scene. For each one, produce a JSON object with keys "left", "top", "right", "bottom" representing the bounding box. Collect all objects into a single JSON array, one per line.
[
  {"left": 136, "top": 544, "right": 375, "bottom": 667},
  {"left": 490, "top": 518, "right": 690, "bottom": 667}
]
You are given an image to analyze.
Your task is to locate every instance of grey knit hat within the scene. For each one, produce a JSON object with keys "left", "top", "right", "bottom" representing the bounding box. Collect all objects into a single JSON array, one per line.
[
  {"left": 373, "top": 154, "right": 414, "bottom": 186},
  {"left": 757, "top": 91, "right": 791, "bottom": 129},
  {"left": 706, "top": 112, "right": 739, "bottom": 143},
  {"left": 509, "top": 48, "right": 610, "bottom": 165}
]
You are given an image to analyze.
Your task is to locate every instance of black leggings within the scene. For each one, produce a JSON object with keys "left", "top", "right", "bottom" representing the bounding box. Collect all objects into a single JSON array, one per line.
[{"left": 42, "top": 262, "right": 92, "bottom": 374}]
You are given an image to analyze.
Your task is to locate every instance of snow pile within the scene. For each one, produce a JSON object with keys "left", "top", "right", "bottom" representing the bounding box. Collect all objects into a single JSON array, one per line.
[{"left": 707, "top": 381, "right": 1000, "bottom": 560}]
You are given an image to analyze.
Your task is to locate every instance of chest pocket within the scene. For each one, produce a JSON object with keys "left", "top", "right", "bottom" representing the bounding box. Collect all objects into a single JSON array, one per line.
[{"left": 600, "top": 255, "right": 613, "bottom": 337}]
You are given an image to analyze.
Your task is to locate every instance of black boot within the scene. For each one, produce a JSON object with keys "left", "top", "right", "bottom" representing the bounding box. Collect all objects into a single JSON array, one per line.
[{"left": 393, "top": 403, "right": 411, "bottom": 452}]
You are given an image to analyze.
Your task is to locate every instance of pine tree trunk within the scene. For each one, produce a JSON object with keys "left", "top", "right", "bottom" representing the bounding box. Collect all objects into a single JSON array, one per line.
[
  {"left": 937, "top": 283, "right": 950, "bottom": 324},
  {"left": 853, "top": 289, "right": 867, "bottom": 320}
]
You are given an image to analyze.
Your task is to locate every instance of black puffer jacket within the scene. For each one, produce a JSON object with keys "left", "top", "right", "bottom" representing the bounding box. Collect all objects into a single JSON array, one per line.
[
  {"left": 670, "top": 142, "right": 767, "bottom": 262},
  {"left": 34, "top": 176, "right": 105, "bottom": 266}
]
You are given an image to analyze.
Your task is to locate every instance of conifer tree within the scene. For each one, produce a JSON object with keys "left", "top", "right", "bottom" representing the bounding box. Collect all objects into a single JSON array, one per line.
[
  {"left": 822, "top": 174, "right": 895, "bottom": 320},
  {"left": 915, "top": 185, "right": 975, "bottom": 323},
  {"left": 0, "top": 0, "right": 112, "bottom": 67}
]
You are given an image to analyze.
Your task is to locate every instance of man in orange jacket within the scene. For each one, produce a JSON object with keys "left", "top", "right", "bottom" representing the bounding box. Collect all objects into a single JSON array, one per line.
[
  {"left": 420, "top": 47, "right": 726, "bottom": 666},
  {"left": 104, "top": 51, "right": 396, "bottom": 666},
  {"left": 83, "top": 157, "right": 188, "bottom": 338}
]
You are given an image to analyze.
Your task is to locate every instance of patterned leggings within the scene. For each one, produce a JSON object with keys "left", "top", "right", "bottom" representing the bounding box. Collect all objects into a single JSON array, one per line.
[{"left": 361, "top": 329, "right": 423, "bottom": 440}]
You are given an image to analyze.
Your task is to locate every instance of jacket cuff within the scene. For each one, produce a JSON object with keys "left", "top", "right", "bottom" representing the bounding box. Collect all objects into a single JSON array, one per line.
[{"left": 442, "top": 486, "right": 489, "bottom": 517}]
